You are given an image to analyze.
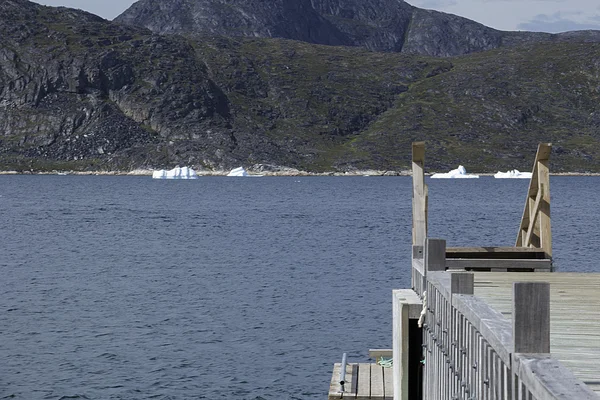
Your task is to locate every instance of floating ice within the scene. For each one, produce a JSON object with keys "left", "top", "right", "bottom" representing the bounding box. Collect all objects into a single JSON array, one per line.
[
  {"left": 227, "top": 167, "right": 249, "bottom": 177},
  {"left": 430, "top": 165, "right": 479, "bottom": 179},
  {"left": 152, "top": 166, "right": 198, "bottom": 179},
  {"left": 494, "top": 169, "right": 532, "bottom": 179}
]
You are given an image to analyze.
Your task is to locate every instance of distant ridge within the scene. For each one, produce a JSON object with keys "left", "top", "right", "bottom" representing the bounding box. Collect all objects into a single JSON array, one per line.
[{"left": 115, "top": 0, "right": 600, "bottom": 57}]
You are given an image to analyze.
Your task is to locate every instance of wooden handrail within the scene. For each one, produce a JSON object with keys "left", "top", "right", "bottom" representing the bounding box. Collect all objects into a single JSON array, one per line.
[
  {"left": 516, "top": 143, "right": 552, "bottom": 257},
  {"left": 421, "top": 269, "right": 598, "bottom": 400}
]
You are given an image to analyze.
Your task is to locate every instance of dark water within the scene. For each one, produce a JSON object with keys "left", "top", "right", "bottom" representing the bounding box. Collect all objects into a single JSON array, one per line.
[{"left": 1, "top": 175, "right": 598, "bottom": 399}]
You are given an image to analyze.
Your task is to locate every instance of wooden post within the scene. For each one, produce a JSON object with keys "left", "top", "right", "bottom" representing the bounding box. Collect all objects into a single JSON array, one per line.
[
  {"left": 412, "top": 142, "right": 427, "bottom": 247},
  {"left": 513, "top": 282, "right": 550, "bottom": 353},
  {"left": 425, "top": 238, "right": 446, "bottom": 272},
  {"left": 392, "top": 290, "right": 422, "bottom": 400},
  {"left": 451, "top": 272, "right": 474, "bottom": 295}
]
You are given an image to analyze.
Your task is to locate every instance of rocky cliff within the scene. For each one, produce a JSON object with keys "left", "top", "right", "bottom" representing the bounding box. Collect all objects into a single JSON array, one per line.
[
  {"left": 115, "top": 0, "right": 600, "bottom": 57},
  {"left": 2, "top": 0, "right": 600, "bottom": 173}
]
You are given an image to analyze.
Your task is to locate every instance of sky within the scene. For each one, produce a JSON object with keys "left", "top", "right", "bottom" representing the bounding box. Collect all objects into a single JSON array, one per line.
[{"left": 31, "top": 0, "right": 600, "bottom": 33}]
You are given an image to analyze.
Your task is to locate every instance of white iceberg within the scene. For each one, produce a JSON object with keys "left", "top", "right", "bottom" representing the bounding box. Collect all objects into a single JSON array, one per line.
[
  {"left": 227, "top": 166, "right": 249, "bottom": 177},
  {"left": 226, "top": 166, "right": 263, "bottom": 177},
  {"left": 152, "top": 166, "right": 198, "bottom": 179},
  {"left": 494, "top": 169, "right": 532, "bottom": 179},
  {"left": 430, "top": 165, "right": 479, "bottom": 179}
]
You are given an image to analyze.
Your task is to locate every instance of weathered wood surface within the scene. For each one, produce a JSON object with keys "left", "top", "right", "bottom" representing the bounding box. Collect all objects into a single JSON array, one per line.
[
  {"left": 445, "top": 258, "right": 552, "bottom": 271},
  {"left": 425, "top": 238, "right": 446, "bottom": 272},
  {"left": 513, "top": 354, "right": 599, "bottom": 400},
  {"left": 513, "top": 281, "right": 550, "bottom": 353},
  {"left": 474, "top": 272, "right": 600, "bottom": 396},
  {"left": 412, "top": 142, "right": 427, "bottom": 247},
  {"left": 329, "top": 362, "right": 356, "bottom": 399},
  {"left": 516, "top": 143, "right": 552, "bottom": 257},
  {"left": 447, "top": 246, "right": 548, "bottom": 259},
  {"left": 328, "top": 363, "right": 393, "bottom": 399},
  {"left": 392, "top": 289, "right": 423, "bottom": 400}
]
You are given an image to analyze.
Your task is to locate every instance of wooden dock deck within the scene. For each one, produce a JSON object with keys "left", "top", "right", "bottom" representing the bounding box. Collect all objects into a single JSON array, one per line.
[
  {"left": 327, "top": 142, "right": 600, "bottom": 399},
  {"left": 474, "top": 272, "right": 600, "bottom": 396},
  {"left": 328, "top": 362, "right": 393, "bottom": 399}
]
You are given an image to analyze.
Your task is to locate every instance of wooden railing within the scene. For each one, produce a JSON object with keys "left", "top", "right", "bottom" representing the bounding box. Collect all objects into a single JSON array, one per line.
[
  {"left": 515, "top": 143, "right": 552, "bottom": 257},
  {"left": 415, "top": 238, "right": 597, "bottom": 400},
  {"left": 411, "top": 141, "right": 552, "bottom": 273}
]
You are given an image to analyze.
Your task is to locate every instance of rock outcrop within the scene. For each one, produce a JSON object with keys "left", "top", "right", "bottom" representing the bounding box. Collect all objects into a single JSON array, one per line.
[{"left": 2, "top": 0, "right": 600, "bottom": 173}]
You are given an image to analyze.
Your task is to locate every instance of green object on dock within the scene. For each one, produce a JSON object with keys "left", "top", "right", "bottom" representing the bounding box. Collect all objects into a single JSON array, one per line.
[{"left": 377, "top": 357, "right": 393, "bottom": 368}]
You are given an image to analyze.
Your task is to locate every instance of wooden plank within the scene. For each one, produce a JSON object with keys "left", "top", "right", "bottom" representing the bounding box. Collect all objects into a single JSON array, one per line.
[
  {"left": 445, "top": 258, "right": 551, "bottom": 271},
  {"left": 447, "top": 246, "right": 547, "bottom": 258},
  {"left": 328, "top": 363, "right": 356, "bottom": 399},
  {"left": 356, "top": 363, "right": 371, "bottom": 400},
  {"left": 328, "top": 363, "right": 342, "bottom": 399},
  {"left": 371, "top": 364, "right": 385, "bottom": 398},
  {"left": 383, "top": 365, "right": 393, "bottom": 400}
]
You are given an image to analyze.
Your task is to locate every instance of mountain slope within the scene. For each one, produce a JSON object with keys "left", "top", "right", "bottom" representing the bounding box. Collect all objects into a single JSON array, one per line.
[
  {"left": 115, "top": 0, "right": 600, "bottom": 57},
  {"left": 2, "top": 0, "right": 600, "bottom": 173}
]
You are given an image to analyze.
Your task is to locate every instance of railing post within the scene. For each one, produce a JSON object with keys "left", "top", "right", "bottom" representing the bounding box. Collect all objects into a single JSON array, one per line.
[
  {"left": 425, "top": 238, "right": 446, "bottom": 273},
  {"left": 451, "top": 272, "right": 474, "bottom": 296},
  {"left": 412, "top": 142, "right": 427, "bottom": 247},
  {"left": 512, "top": 282, "right": 550, "bottom": 353}
]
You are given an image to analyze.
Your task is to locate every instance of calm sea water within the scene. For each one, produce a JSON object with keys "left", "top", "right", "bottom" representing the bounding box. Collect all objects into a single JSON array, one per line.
[{"left": 1, "top": 175, "right": 598, "bottom": 399}]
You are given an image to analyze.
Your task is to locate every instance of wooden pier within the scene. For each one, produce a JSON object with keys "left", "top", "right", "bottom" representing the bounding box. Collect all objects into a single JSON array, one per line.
[{"left": 328, "top": 142, "right": 600, "bottom": 400}]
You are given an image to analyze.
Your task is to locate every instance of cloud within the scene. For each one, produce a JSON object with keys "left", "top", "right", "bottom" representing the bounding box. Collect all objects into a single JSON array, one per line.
[{"left": 518, "top": 11, "right": 600, "bottom": 33}]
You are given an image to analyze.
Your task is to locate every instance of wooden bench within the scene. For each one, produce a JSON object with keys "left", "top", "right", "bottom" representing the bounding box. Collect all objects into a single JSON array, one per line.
[{"left": 328, "top": 362, "right": 393, "bottom": 399}]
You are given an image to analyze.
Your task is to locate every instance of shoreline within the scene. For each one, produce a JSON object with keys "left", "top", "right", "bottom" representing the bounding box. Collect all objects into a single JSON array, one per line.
[
  {"left": 1, "top": 169, "right": 600, "bottom": 177},
  {"left": 0, "top": 168, "right": 413, "bottom": 177}
]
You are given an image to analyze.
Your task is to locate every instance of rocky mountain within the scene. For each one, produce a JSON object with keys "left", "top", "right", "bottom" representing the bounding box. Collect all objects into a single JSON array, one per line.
[
  {"left": 115, "top": 0, "right": 600, "bottom": 57},
  {"left": 1, "top": 0, "right": 600, "bottom": 173}
]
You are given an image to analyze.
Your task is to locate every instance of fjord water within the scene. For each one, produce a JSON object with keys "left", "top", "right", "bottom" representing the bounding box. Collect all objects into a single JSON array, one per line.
[{"left": 1, "top": 175, "right": 598, "bottom": 399}]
